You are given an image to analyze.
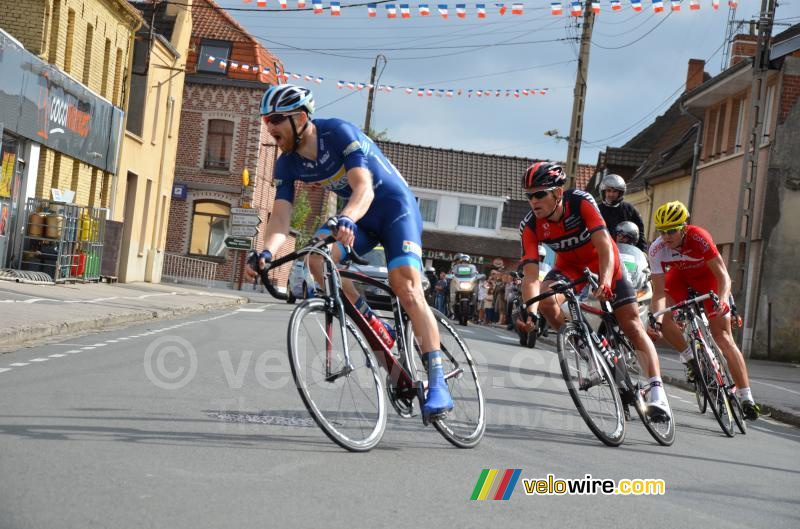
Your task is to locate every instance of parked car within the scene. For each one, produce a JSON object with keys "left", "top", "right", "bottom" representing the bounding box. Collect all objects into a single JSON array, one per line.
[
  {"left": 349, "top": 246, "right": 429, "bottom": 311},
  {"left": 286, "top": 258, "right": 317, "bottom": 304}
]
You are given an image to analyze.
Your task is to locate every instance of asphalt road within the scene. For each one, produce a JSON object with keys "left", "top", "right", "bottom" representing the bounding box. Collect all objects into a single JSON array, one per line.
[{"left": 1, "top": 302, "right": 798, "bottom": 529}]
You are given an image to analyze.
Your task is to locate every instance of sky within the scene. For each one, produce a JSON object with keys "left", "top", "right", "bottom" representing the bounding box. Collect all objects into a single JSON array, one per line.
[{"left": 215, "top": 0, "right": 799, "bottom": 165}]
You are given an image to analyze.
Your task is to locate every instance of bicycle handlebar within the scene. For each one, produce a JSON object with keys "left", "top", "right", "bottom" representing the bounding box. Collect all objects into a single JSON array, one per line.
[
  {"left": 246, "top": 219, "right": 369, "bottom": 300},
  {"left": 649, "top": 291, "right": 719, "bottom": 323},
  {"left": 521, "top": 267, "right": 599, "bottom": 310}
]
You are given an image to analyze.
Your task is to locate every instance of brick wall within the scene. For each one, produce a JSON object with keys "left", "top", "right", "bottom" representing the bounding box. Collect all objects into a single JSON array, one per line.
[
  {"left": 3, "top": 0, "right": 140, "bottom": 209},
  {"left": 778, "top": 74, "right": 800, "bottom": 125}
]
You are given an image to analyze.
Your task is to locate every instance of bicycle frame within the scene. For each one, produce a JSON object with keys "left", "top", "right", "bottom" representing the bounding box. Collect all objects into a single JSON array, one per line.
[
  {"left": 652, "top": 290, "right": 724, "bottom": 386},
  {"left": 255, "top": 238, "right": 434, "bottom": 405}
]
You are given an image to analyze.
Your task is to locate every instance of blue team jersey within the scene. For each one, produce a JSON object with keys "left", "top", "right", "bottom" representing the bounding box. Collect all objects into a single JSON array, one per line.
[
  {"left": 274, "top": 118, "right": 412, "bottom": 203},
  {"left": 273, "top": 118, "right": 424, "bottom": 272}
]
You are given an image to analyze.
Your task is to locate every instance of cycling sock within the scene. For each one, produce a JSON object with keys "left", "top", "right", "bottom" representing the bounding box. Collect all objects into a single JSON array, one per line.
[
  {"left": 355, "top": 296, "right": 375, "bottom": 320},
  {"left": 738, "top": 387, "right": 753, "bottom": 403},
  {"left": 679, "top": 346, "right": 694, "bottom": 363},
  {"left": 649, "top": 376, "right": 666, "bottom": 401}
]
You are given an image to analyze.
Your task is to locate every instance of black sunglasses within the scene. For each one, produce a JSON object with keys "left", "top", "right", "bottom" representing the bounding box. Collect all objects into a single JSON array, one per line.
[
  {"left": 525, "top": 187, "right": 558, "bottom": 200},
  {"left": 263, "top": 113, "right": 295, "bottom": 125}
]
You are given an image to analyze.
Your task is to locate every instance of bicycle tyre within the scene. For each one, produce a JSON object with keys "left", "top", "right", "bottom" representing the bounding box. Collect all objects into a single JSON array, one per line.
[
  {"left": 614, "top": 332, "right": 675, "bottom": 446},
  {"left": 692, "top": 338, "right": 735, "bottom": 437},
  {"left": 407, "top": 308, "right": 486, "bottom": 448},
  {"left": 712, "top": 344, "right": 747, "bottom": 435},
  {"left": 557, "top": 322, "right": 625, "bottom": 447},
  {"left": 288, "top": 298, "right": 387, "bottom": 452}
]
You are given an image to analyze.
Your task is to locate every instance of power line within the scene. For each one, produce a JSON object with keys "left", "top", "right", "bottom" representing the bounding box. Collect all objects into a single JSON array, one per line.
[
  {"left": 591, "top": 11, "right": 673, "bottom": 50},
  {"left": 582, "top": 37, "right": 728, "bottom": 146}
]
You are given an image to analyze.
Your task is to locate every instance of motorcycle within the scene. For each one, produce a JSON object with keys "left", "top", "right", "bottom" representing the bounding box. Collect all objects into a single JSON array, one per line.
[
  {"left": 509, "top": 272, "right": 549, "bottom": 348},
  {"left": 448, "top": 263, "right": 481, "bottom": 326},
  {"left": 577, "top": 242, "right": 653, "bottom": 332}
]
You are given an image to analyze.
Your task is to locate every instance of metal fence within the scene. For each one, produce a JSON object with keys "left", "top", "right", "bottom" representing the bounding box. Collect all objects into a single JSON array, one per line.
[{"left": 161, "top": 253, "right": 218, "bottom": 287}]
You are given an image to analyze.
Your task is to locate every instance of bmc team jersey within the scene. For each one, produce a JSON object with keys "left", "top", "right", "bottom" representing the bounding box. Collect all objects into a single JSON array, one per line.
[
  {"left": 273, "top": 118, "right": 423, "bottom": 270},
  {"left": 649, "top": 225, "right": 721, "bottom": 311},
  {"left": 519, "top": 189, "right": 634, "bottom": 308}
]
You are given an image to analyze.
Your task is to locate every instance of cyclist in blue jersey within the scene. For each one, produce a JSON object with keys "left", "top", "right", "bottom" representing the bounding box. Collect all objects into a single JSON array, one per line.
[{"left": 245, "top": 84, "right": 453, "bottom": 419}]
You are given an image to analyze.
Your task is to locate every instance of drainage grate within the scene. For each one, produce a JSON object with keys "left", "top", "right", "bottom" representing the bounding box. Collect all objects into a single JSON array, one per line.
[
  {"left": 0, "top": 268, "right": 54, "bottom": 285},
  {"left": 209, "top": 412, "right": 316, "bottom": 428}
]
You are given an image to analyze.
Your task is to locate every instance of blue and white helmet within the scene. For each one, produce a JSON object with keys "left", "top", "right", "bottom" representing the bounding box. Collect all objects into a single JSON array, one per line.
[{"left": 260, "top": 84, "right": 315, "bottom": 116}]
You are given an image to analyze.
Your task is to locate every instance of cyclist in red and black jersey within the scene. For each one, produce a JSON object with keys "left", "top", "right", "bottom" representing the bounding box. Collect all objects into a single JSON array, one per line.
[{"left": 518, "top": 162, "right": 672, "bottom": 421}]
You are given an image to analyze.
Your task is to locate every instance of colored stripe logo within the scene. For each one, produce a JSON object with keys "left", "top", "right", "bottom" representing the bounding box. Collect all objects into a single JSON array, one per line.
[{"left": 470, "top": 469, "right": 522, "bottom": 500}]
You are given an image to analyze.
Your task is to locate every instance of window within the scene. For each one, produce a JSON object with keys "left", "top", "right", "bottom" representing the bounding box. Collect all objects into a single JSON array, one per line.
[
  {"left": 458, "top": 203, "right": 498, "bottom": 229},
  {"left": 457, "top": 204, "right": 477, "bottom": 227},
  {"left": 205, "top": 120, "right": 234, "bottom": 170},
  {"left": 190, "top": 201, "right": 230, "bottom": 256},
  {"left": 126, "top": 37, "right": 149, "bottom": 136},
  {"left": 478, "top": 206, "right": 498, "bottom": 229},
  {"left": 82, "top": 24, "right": 93, "bottom": 85},
  {"left": 197, "top": 39, "right": 232, "bottom": 74},
  {"left": 762, "top": 84, "right": 775, "bottom": 144},
  {"left": 101, "top": 39, "right": 111, "bottom": 98},
  {"left": 734, "top": 98, "right": 746, "bottom": 153},
  {"left": 63, "top": 9, "right": 75, "bottom": 73},
  {"left": 417, "top": 197, "right": 437, "bottom": 223},
  {"left": 112, "top": 48, "right": 123, "bottom": 106},
  {"left": 48, "top": 0, "right": 61, "bottom": 64}
]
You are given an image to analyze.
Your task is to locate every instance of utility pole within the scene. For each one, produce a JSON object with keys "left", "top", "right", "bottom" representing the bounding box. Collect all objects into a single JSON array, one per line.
[
  {"left": 364, "top": 54, "right": 387, "bottom": 135},
  {"left": 728, "top": 0, "right": 776, "bottom": 356},
  {"left": 564, "top": 1, "right": 595, "bottom": 189}
]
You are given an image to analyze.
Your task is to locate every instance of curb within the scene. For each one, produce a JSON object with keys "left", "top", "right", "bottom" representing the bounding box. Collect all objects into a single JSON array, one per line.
[
  {"left": 0, "top": 296, "right": 247, "bottom": 351},
  {"left": 662, "top": 374, "right": 800, "bottom": 429}
]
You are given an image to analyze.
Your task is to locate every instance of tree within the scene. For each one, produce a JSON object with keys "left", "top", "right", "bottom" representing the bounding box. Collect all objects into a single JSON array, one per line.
[
  {"left": 290, "top": 188, "right": 321, "bottom": 247},
  {"left": 364, "top": 127, "right": 391, "bottom": 142}
]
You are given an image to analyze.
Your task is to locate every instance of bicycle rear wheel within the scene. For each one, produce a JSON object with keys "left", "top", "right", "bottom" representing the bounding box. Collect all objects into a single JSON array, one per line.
[
  {"left": 615, "top": 333, "right": 675, "bottom": 446},
  {"left": 692, "top": 338, "right": 734, "bottom": 437},
  {"left": 558, "top": 322, "right": 625, "bottom": 447},
  {"left": 288, "top": 298, "right": 387, "bottom": 451},
  {"left": 407, "top": 308, "right": 486, "bottom": 448}
]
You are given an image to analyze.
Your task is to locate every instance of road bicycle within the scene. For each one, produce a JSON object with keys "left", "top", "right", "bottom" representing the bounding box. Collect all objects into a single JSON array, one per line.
[
  {"left": 524, "top": 268, "right": 675, "bottom": 446},
  {"left": 248, "top": 232, "right": 485, "bottom": 452},
  {"left": 650, "top": 290, "right": 746, "bottom": 437}
]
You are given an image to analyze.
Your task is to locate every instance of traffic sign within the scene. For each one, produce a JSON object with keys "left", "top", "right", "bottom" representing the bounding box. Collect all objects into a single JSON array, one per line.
[
  {"left": 231, "top": 214, "right": 261, "bottom": 227},
  {"left": 230, "top": 207, "right": 258, "bottom": 215},
  {"left": 224, "top": 237, "right": 252, "bottom": 250},
  {"left": 230, "top": 225, "right": 258, "bottom": 237}
]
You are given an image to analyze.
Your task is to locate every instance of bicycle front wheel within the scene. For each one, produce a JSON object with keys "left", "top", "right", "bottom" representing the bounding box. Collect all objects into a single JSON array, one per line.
[
  {"left": 558, "top": 322, "right": 625, "bottom": 447},
  {"left": 692, "top": 338, "right": 734, "bottom": 437},
  {"left": 615, "top": 333, "right": 675, "bottom": 446},
  {"left": 288, "top": 298, "right": 387, "bottom": 452},
  {"left": 407, "top": 308, "right": 486, "bottom": 448}
]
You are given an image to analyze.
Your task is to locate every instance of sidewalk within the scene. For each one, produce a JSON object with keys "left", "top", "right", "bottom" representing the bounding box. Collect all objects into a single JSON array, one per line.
[
  {"left": 0, "top": 279, "right": 276, "bottom": 352},
  {"left": 655, "top": 346, "right": 800, "bottom": 428},
  {"left": 533, "top": 331, "right": 800, "bottom": 428}
]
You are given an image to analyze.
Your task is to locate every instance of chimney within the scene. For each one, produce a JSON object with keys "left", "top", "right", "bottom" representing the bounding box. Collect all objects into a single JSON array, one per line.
[
  {"left": 685, "top": 59, "right": 706, "bottom": 93},
  {"left": 729, "top": 32, "right": 758, "bottom": 67}
]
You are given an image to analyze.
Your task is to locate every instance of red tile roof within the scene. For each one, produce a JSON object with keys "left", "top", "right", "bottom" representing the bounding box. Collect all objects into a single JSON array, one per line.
[{"left": 188, "top": 0, "right": 282, "bottom": 85}]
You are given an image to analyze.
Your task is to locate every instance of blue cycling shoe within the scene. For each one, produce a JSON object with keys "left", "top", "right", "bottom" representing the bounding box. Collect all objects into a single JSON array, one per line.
[{"left": 421, "top": 350, "right": 454, "bottom": 418}]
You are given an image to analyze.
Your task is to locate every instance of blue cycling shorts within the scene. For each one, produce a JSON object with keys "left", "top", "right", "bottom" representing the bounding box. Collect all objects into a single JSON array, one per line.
[{"left": 314, "top": 194, "right": 423, "bottom": 272}]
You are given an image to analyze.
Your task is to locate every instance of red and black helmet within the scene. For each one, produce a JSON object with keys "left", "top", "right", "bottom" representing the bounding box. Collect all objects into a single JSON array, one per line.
[{"left": 523, "top": 162, "right": 567, "bottom": 189}]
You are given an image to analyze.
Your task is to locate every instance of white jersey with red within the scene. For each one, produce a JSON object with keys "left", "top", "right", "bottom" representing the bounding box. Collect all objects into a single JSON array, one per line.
[{"left": 649, "top": 224, "right": 721, "bottom": 312}]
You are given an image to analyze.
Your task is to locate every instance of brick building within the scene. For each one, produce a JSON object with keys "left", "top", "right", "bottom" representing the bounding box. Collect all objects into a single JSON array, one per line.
[
  {"left": 165, "top": 0, "right": 329, "bottom": 289},
  {"left": 377, "top": 140, "right": 594, "bottom": 274},
  {"left": 0, "top": 0, "right": 141, "bottom": 273}
]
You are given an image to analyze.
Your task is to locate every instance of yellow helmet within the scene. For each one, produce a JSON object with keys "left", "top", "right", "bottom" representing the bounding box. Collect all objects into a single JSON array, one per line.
[{"left": 654, "top": 201, "right": 689, "bottom": 230}]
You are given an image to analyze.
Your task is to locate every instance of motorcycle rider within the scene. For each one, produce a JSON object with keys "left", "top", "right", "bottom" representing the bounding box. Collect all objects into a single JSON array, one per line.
[{"left": 598, "top": 174, "right": 647, "bottom": 252}]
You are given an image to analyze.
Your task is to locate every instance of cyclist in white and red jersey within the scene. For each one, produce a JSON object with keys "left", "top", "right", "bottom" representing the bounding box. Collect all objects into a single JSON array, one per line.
[
  {"left": 647, "top": 201, "right": 760, "bottom": 420},
  {"left": 519, "top": 162, "right": 672, "bottom": 421}
]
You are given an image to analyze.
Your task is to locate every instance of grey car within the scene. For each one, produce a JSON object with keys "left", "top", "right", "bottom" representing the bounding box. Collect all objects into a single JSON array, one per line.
[{"left": 349, "top": 246, "right": 429, "bottom": 311}]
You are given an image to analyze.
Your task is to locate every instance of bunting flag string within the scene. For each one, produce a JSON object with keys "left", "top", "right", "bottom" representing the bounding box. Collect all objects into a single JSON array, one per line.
[
  {"left": 201, "top": 55, "right": 548, "bottom": 99},
  {"left": 241, "top": 1, "right": 733, "bottom": 17}
]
